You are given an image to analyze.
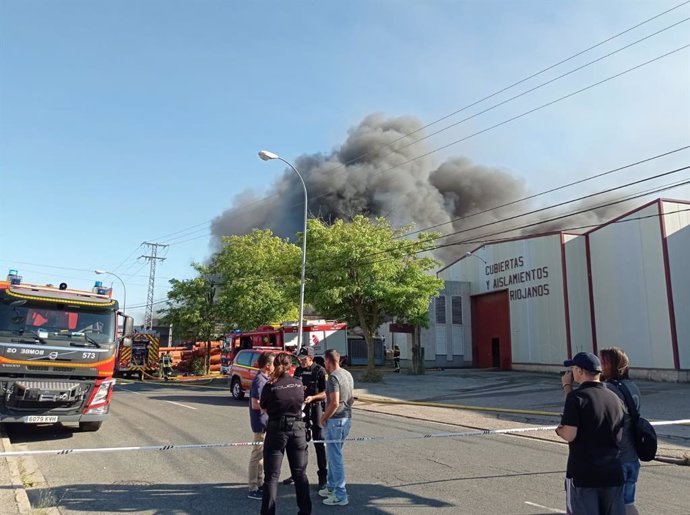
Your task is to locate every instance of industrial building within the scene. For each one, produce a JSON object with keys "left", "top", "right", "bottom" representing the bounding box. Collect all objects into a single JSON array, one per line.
[{"left": 389, "top": 198, "right": 690, "bottom": 381}]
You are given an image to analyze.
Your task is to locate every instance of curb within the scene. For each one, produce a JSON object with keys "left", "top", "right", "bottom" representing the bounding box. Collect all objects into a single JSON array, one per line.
[
  {"left": 1, "top": 432, "right": 32, "bottom": 514},
  {"left": 356, "top": 394, "right": 562, "bottom": 417}
]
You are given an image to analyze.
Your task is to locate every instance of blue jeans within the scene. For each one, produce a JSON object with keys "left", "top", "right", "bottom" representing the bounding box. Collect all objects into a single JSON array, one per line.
[
  {"left": 621, "top": 461, "right": 640, "bottom": 504},
  {"left": 325, "top": 417, "right": 352, "bottom": 501}
]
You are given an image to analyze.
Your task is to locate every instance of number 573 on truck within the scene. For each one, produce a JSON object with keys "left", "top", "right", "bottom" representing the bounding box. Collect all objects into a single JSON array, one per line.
[{"left": 0, "top": 270, "right": 134, "bottom": 432}]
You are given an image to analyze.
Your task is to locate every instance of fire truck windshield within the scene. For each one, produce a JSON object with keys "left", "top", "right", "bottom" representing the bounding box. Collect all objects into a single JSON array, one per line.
[{"left": 0, "top": 298, "right": 116, "bottom": 346}]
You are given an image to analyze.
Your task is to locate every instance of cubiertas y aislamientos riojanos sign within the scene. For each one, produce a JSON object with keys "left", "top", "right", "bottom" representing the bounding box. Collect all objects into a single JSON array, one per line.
[{"left": 483, "top": 256, "right": 550, "bottom": 300}]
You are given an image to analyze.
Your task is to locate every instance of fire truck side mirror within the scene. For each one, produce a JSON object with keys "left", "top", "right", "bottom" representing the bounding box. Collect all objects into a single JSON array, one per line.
[
  {"left": 122, "top": 315, "right": 134, "bottom": 339},
  {"left": 122, "top": 337, "right": 133, "bottom": 348}
]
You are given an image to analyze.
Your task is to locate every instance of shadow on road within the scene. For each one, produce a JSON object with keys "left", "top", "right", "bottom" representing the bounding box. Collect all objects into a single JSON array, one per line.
[
  {"left": 4, "top": 422, "right": 76, "bottom": 443},
  {"left": 26, "top": 481, "right": 454, "bottom": 513}
]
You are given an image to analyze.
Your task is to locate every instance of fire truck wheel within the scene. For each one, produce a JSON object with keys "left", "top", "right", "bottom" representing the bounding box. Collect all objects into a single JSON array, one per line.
[
  {"left": 79, "top": 421, "right": 103, "bottom": 432},
  {"left": 230, "top": 377, "right": 244, "bottom": 400}
]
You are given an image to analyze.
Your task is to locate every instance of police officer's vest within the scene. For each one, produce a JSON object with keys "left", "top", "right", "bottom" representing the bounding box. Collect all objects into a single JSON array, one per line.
[{"left": 297, "top": 364, "right": 325, "bottom": 396}]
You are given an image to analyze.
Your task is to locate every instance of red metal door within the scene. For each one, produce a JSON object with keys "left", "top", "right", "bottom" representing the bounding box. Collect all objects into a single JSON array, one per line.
[{"left": 471, "top": 290, "right": 512, "bottom": 370}]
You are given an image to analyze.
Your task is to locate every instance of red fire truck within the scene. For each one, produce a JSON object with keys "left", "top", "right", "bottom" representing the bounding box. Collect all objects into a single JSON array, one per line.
[
  {"left": 115, "top": 331, "right": 160, "bottom": 379},
  {"left": 220, "top": 320, "right": 348, "bottom": 373},
  {"left": 0, "top": 269, "right": 133, "bottom": 431}
]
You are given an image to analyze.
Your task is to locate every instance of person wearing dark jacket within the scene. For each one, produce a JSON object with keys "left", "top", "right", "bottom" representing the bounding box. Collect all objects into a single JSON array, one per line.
[
  {"left": 282, "top": 346, "right": 328, "bottom": 490},
  {"left": 260, "top": 353, "right": 312, "bottom": 515},
  {"left": 600, "top": 347, "right": 642, "bottom": 515}
]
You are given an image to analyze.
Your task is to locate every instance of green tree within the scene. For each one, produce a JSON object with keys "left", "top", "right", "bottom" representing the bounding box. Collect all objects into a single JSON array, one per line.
[
  {"left": 160, "top": 263, "right": 219, "bottom": 374},
  {"left": 211, "top": 229, "right": 302, "bottom": 331},
  {"left": 306, "top": 216, "right": 444, "bottom": 380}
]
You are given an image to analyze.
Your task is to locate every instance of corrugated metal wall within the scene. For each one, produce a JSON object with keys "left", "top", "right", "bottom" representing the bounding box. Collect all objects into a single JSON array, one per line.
[
  {"left": 564, "top": 234, "right": 594, "bottom": 354},
  {"left": 429, "top": 198, "right": 688, "bottom": 373},
  {"left": 663, "top": 201, "right": 690, "bottom": 368},
  {"left": 588, "top": 202, "right": 674, "bottom": 369}
]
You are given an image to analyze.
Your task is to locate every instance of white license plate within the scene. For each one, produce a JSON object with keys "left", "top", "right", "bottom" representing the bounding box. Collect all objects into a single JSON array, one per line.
[{"left": 25, "top": 416, "right": 58, "bottom": 423}]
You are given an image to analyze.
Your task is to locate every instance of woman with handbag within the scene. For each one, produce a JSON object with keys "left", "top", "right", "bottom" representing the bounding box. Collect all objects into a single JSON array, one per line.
[{"left": 600, "top": 347, "right": 642, "bottom": 515}]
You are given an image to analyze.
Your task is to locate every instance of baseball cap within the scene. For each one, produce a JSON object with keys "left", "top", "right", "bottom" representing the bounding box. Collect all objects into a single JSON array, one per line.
[
  {"left": 563, "top": 352, "right": 602, "bottom": 373},
  {"left": 297, "top": 347, "right": 315, "bottom": 358}
]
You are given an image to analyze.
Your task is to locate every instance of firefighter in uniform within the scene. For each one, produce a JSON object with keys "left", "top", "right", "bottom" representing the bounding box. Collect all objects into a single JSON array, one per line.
[
  {"left": 160, "top": 351, "right": 173, "bottom": 381},
  {"left": 260, "top": 352, "right": 312, "bottom": 515}
]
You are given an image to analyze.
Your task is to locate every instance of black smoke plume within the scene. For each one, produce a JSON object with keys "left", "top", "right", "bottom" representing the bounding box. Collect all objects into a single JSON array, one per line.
[{"left": 210, "top": 114, "right": 620, "bottom": 263}]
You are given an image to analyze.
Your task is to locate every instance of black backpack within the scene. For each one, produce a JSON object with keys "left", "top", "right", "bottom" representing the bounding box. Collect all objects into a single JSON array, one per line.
[{"left": 610, "top": 379, "right": 657, "bottom": 462}]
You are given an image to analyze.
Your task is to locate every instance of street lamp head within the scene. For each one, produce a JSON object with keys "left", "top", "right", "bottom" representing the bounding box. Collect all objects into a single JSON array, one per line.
[
  {"left": 94, "top": 269, "right": 107, "bottom": 275},
  {"left": 465, "top": 252, "right": 487, "bottom": 264},
  {"left": 258, "top": 150, "right": 280, "bottom": 161}
]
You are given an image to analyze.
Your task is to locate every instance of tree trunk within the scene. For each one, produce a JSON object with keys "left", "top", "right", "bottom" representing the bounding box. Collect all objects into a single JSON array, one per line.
[
  {"left": 364, "top": 330, "right": 376, "bottom": 376},
  {"left": 411, "top": 325, "right": 425, "bottom": 375},
  {"left": 356, "top": 306, "right": 376, "bottom": 377},
  {"left": 205, "top": 339, "right": 211, "bottom": 375}
]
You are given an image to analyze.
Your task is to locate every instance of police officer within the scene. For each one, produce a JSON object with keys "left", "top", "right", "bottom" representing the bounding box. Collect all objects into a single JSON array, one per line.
[
  {"left": 285, "top": 346, "right": 328, "bottom": 489},
  {"left": 259, "top": 352, "right": 312, "bottom": 515}
]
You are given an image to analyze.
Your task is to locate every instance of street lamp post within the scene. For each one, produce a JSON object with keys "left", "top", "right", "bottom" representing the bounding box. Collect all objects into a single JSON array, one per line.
[
  {"left": 258, "top": 150, "right": 308, "bottom": 352},
  {"left": 94, "top": 270, "right": 127, "bottom": 316}
]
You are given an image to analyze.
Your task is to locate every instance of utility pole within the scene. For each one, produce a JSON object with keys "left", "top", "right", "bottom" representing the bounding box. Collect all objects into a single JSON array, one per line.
[{"left": 140, "top": 242, "right": 168, "bottom": 331}]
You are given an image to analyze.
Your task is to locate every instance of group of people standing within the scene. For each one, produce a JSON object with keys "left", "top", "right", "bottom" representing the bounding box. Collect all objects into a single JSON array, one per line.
[
  {"left": 247, "top": 343, "right": 644, "bottom": 515},
  {"left": 247, "top": 347, "right": 354, "bottom": 515},
  {"left": 557, "top": 347, "right": 643, "bottom": 515}
]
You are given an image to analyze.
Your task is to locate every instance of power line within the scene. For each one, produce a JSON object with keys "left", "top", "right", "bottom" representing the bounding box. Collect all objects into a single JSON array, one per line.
[
  {"left": 363, "top": 44, "right": 690, "bottom": 186},
  {"left": 364, "top": 163, "right": 690, "bottom": 261},
  {"left": 126, "top": 299, "right": 168, "bottom": 310},
  {"left": 163, "top": 43, "right": 690, "bottom": 249},
  {"left": 358, "top": 171, "right": 690, "bottom": 266},
  {"left": 435, "top": 178, "right": 690, "bottom": 253},
  {"left": 146, "top": 2, "right": 690, "bottom": 245},
  {"left": 461, "top": 207, "right": 690, "bottom": 247},
  {"left": 110, "top": 243, "right": 143, "bottom": 274},
  {"left": 0, "top": 259, "right": 170, "bottom": 282},
  {"left": 347, "top": 1, "right": 690, "bottom": 161},
  {"left": 150, "top": 219, "right": 211, "bottom": 243},
  {"left": 344, "top": 17, "right": 690, "bottom": 175},
  {"left": 403, "top": 145, "right": 689, "bottom": 238},
  {"left": 155, "top": 191, "right": 690, "bottom": 305}
]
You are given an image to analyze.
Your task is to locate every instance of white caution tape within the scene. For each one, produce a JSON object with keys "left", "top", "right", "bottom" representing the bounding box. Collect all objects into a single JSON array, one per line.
[{"left": 1, "top": 419, "right": 688, "bottom": 458}]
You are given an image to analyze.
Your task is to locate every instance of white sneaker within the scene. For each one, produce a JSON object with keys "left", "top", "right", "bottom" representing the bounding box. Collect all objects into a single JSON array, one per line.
[
  {"left": 323, "top": 496, "right": 349, "bottom": 506},
  {"left": 318, "top": 487, "right": 333, "bottom": 498}
]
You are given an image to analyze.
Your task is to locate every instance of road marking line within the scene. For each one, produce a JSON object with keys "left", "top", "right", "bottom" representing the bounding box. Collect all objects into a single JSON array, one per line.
[
  {"left": 165, "top": 401, "right": 196, "bottom": 410},
  {"left": 524, "top": 501, "right": 566, "bottom": 513}
]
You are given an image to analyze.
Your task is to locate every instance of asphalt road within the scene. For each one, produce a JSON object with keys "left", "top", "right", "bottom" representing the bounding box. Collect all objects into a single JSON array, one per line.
[{"left": 6, "top": 379, "right": 690, "bottom": 514}]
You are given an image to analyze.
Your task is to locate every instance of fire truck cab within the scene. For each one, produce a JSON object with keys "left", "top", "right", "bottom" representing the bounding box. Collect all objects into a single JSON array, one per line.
[{"left": 0, "top": 269, "right": 133, "bottom": 431}]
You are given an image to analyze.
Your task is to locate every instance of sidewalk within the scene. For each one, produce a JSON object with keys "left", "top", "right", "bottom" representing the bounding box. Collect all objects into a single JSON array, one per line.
[
  {"left": 351, "top": 367, "right": 690, "bottom": 461},
  {"left": 0, "top": 427, "right": 31, "bottom": 514}
]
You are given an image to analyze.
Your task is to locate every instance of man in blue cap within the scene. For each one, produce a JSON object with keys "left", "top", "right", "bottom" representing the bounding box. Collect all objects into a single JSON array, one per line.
[{"left": 556, "top": 352, "right": 625, "bottom": 515}]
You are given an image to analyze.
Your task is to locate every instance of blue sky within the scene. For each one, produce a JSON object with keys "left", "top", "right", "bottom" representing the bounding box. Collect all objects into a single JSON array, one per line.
[{"left": 1, "top": 0, "right": 689, "bottom": 322}]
